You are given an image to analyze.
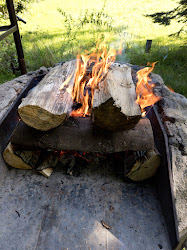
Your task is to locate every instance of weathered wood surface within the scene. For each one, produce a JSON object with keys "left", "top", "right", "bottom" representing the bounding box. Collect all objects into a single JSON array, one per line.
[
  {"left": 3, "top": 142, "right": 40, "bottom": 169},
  {"left": 92, "top": 63, "right": 141, "bottom": 131},
  {"left": 18, "top": 61, "right": 76, "bottom": 131},
  {"left": 11, "top": 117, "right": 154, "bottom": 152}
]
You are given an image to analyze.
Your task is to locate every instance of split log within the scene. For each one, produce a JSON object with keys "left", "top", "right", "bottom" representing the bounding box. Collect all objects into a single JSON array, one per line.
[
  {"left": 11, "top": 117, "right": 154, "bottom": 152},
  {"left": 119, "top": 150, "right": 161, "bottom": 181},
  {"left": 37, "top": 152, "right": 59, "bottom": 177},
  {"left": 18, "top": 61, "right": 76, "bottom": 131},
  {"left": 38, "top": 168, "right": 53, "bottom": 178},
  {"left": 3, "top": 142, "right": 40, "bottom": 169},
  {"left": 92, "top": 63, "right": 141, "bottom": 131}
]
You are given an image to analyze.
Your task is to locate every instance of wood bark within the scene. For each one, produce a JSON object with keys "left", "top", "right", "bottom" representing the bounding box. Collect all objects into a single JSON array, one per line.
[
  {"left": 3, "top": 142, "right": 40, "bottom": 169},
  {"left": 92, "top": 63, "right": 141, "bottom": 131},
  {"left": 11, "top": 117, "right": 154, "bottom": 152},
  {"left": 18, "top": 61, "right": 76, "bottom": 131}
]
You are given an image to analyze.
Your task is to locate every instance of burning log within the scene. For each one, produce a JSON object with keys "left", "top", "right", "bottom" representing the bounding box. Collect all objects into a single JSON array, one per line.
[
  {"left": 10, "top": 117, "right": 154, "bottom": 152},
  {"left": 18, "top": 61, "right": 76, "bottom": 131},
  {"left": 3, "top": 142, "right": 40, "bottom": 169},
  {"left": 92, "top": 64, "right": 142, "bottom": 131}
]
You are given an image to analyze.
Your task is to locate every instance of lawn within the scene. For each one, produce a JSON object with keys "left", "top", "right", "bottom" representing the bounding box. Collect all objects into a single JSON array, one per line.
[{"left": 0, "top": 0, "right": 186, "bottom": 96}]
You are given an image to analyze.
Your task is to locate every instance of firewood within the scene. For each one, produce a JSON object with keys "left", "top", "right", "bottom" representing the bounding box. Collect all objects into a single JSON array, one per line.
[
  {"left": 92, "top": 63, "right": 141, "bottom": 131},
  {"left": 124, "top": 150, "right": 161, "bottom": 181},
  {"left": 18, "top": 61, "right": 76, "bottom": 131},
  {"left": 38, "top": 168, "right": 53, "bottom": 177},
  {"left": 37, "top": 151, "right": 59, "bottom": 177},
  {"left": 3, "top": 142, "right": 40, "bottom": 169},
  {"left": 11, "top": 117, "right": 154, "bottom": 152}
]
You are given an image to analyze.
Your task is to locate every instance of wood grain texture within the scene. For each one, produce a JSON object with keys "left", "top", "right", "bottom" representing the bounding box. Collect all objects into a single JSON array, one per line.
[
  {"left": 11, "top": 117, "right": 154, "bottom": 152},
  {"left": 92, "top": 63, "right": 141, "bottom": 131},
  {"left": 18, "top": 61, "right": 76, "bottom": 131}
]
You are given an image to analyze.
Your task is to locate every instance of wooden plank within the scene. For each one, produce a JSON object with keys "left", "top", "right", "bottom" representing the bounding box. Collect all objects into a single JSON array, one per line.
[
  {"left": 11, "top": 117, "right": 154, "bottom": 152},
  {"left": 0, "top": 25, "right": 17, "bottom": 41}
]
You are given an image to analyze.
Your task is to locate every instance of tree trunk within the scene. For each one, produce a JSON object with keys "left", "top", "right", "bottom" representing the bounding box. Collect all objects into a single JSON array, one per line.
[
  {"left": 18, "top": 61, "right": 76, "bottom": 131},
  {"left": 92, "top": 63, "right": 141, "bottom": 131},
  {"left": 10, "top": 117, "right": 154, "bottom": 152}
]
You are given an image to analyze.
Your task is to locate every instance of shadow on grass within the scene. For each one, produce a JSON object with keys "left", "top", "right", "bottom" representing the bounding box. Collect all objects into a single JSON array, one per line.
[
  {"left": 1, "top": 27, "right": 187, "bottom": 98},
  {"left": 22, "top": 26, "right": 124, "bottom": 44},
  {"left": 22, "top": 25, "right": 125, "bottom": 69}
]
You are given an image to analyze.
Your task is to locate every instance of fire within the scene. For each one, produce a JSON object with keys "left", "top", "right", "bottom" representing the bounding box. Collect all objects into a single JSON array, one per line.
[
  {"left": 60, "top": 41, "right": 116, "bottom": 117},
  {"left": 168, "top": 86, "right": 175, "bottom": 92},
  {"left": 135, "top": 62, "right": 161, "bottom": 116},
  {"left": 60, "top": 41, "right": 161, "bottom": 118}
]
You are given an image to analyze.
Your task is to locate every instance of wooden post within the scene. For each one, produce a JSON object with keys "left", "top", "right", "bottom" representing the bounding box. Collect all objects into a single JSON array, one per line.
[
  {"left": 6, "top": 0, "right": 27, "bottom": 74},
  {"left": 145, "top": 40, "right": 152, "bottom": 53}
]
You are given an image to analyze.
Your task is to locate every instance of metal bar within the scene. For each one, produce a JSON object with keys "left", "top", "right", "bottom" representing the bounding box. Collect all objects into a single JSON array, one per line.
[
  {"left": 16, "top": 15, "right": 26, "bottom": 24},
  {"left": 6, "top": 0, "right": 27, "bottom": 74},
  {"left": 0, "top": 25, "right": 11, "bottom": 32},
  {"left": 0, "top": 74, "right": 46, "bottom": 154},
  {"left": 0, "top": 25, "right": 17, "bottom": 41},
  {"left": 147, "top": 106, "right": 179, "bottom": 248}
]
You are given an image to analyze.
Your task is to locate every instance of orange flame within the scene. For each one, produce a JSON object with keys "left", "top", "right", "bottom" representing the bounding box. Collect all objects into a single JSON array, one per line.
[
  {"left": 136, "top": 62, "right": 161, "bottom": 116},
  {"left": 118, "top": 38, "right": 123, "bottom": 55},
  {"left": 167, "top": 86, "right": 175, "bottom": 92},
  {"left": 60, "top": 41, "right": 116, "bottom": 117},
  {"left": 60, "top": 41, "right": 161, "bottom": 118}
]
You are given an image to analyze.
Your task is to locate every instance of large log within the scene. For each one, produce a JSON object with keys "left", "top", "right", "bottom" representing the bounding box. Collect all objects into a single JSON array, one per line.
[
  {"left": 18, "top": 61, "right": 76, "bottom": 131},
  {"left": 92, "top": 63, "right": 141, "bottom": 131},
  {"left": 11, "top": 117, "right": 154, "bottom": 152}
]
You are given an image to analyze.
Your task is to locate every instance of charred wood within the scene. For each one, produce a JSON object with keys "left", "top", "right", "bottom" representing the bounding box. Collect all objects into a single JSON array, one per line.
[{"left": 11, "top": 117, "right": 154, "bottom": 152}]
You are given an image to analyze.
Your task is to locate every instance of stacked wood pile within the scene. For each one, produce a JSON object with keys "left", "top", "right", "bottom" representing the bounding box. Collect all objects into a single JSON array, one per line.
[{"left": 3, "top": 61, "right": 161, "bottom": 180}]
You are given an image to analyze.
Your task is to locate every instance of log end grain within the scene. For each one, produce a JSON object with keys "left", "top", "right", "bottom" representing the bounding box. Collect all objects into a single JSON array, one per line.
[
  {"left": 92, "top": 98, "right": 141, "bottom": 131},
  {"left": 125, "top": 151, "right": 161, "bottom": 181},
  {"left": 3, "top": 142, "right": 33, "bottom": 170},
  {"left": 18, "top": 105, "right": 67, "bottom": 131}
]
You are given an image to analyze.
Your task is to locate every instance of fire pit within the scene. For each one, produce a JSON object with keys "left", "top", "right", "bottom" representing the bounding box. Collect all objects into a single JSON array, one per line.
[{"left": 0, "top": 56, "right": 181, "bottom": 248}]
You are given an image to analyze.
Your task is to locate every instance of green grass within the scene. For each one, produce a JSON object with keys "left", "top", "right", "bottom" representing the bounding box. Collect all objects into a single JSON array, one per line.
[{"left": 0, "top": 0, "right": 186, "bottom": 96}]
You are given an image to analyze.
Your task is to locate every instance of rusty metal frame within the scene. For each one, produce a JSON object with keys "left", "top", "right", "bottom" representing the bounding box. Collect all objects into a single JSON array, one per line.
[{"left": 0, "top": 0, "right": 27, "bottom": 74}]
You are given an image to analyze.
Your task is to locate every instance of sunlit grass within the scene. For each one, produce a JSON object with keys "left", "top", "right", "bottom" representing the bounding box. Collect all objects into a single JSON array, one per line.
[{"left": 0, "top": 0, "right": 186, "bottom": 96}]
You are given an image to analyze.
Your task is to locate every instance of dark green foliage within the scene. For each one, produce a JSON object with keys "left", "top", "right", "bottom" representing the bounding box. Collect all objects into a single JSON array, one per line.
[
  {"left": 0, "top": 0, "right": 40, "bottom": 19},
  {"left": 0, "top": 37, "right": 19, "bottom": 74},
  {"left": 146, "top": 0, "right": 187, "bottom": 36}
]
